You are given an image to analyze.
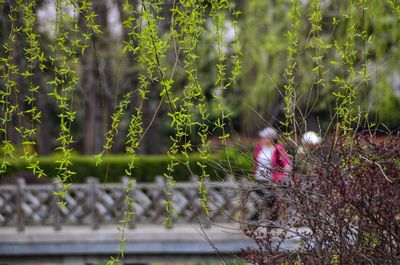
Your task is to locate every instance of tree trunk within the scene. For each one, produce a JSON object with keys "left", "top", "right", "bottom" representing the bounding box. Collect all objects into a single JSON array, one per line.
[{"left": 80, "top": 0, "right": 113, "bottom": 154}]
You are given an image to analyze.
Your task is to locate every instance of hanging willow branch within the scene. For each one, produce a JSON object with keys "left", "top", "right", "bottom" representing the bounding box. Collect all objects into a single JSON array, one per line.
[
  {"left": 48, "top": 0, "right": 101, "bottom": 202},
  {"left": 0, "top": 1, "right": 19, "bottom": 176},
  {"left": 17, "top": 0, "right": 46, "bottom": 178},
  {"left": 48, "top": 0, "right": 77, "bottom": 202},
  {"left": 169, "top": 0, "right": 211, "bottom": 214},
  {"left": 332, "top": 0, "right": 358, "bottom": 135},
  {"left": 210, "top": 0, "right": 233, "bottom": 177},
  {"left": 283, "top": 0, "right": 301, "bottom": 137},
  {"left": 305, "top": 0, "right": 330, "bottom": 120}
]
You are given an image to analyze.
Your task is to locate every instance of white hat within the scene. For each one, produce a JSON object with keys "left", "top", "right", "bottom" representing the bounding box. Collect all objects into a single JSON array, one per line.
[
  {"left": 258, "top": 127, "right": 277, "bottom": 139},
  {"left": 301, "top": 131, "right": 322, "bottom": 145}
]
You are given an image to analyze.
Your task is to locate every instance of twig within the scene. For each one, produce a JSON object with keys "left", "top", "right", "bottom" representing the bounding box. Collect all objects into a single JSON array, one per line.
[{"left": 359, "top": 155, "right": 393, "bottom": 183}]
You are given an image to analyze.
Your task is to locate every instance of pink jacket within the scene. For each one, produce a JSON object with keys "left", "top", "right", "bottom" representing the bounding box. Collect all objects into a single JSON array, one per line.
[{"left": 253, "top": 143, "right": 291, "bottom": 182}]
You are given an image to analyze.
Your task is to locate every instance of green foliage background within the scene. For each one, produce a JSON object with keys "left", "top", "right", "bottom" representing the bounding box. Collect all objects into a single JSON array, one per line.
[
  {"left": 1, "top": 0, "right": 399, "bottom": 262},
  {"left": 0, "top": 0, "right": 399, "bottom": 208},
  {"left": 3, "top": 152, "right": 252, "bottom": 183},
  {"left": 240, "top": 0, "right": 400, "bottom": 133}
]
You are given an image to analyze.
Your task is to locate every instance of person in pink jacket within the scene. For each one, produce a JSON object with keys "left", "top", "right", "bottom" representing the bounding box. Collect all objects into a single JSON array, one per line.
[
  {"left": 253, "top": 127, "right": 291, "bottom": 183},
  {"left": 251, "top": 127, "right": 292, "bottom": 222}
]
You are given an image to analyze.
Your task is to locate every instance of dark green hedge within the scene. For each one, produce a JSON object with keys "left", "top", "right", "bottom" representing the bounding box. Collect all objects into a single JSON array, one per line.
[{"left": 3, "top": 151, "right": 253, "bottom": 182}]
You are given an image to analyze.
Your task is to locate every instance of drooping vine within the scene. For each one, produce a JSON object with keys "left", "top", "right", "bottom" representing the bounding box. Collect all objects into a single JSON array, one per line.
[
  {"left": 135, "top": 0, "right": 177, "bottom": 228},
  {"left": 305, "top": 0, "right": 330, "bottom": 121},
  {"left": 229, "top": 5, "right": 242, "bottom": 87},
  {"left": 16, "top": 0, "right": 46, "bottom": 178},
  {"left": 332, "top": 0, "right": 358, "bottom": 134},
  {"left": 105, "top": 2, "right": 139, "bottom": 263},
  {"left": 359, "top": 1, "right": 371, "bottom": 93},
  {"left": 48, "top": 0, "right": 94, "bottom": 202},
  {"left": 95, "top": 0, "right": 138, "bottom": 166},
  {"left": 95, "top": 90, "right": 134, "bottom": 166},
  {"left": 168, "top": 0, "right": 211, "bottom": 214},
  {"left": 0, "top": 1, "right": 19, "bottom": 176},
  {"left": 282, "top": 0, "right": 301, "bottom": 137},
  {"left": 210, "top": 0, "right": 233, "bottom": 176},
  {"left": 108, "top": 0, "right": 174, "bottom": 235},
  {"left": 105, "top": 0, "right": 175, "bottom": 257}
]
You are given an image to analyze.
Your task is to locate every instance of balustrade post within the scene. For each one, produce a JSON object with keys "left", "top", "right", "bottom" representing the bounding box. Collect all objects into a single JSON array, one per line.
[
  {"left": 194, "top": 175, "right": 212, "bottom": 229},
  {"left": 87, "top": 177, "right": 99, "bottom": 230},
  {"left": 236, "top": 176, "right": 248, "bottom": 227},
  {"left": 16, "top": 178, "right": 26, "bottom": 232},
  {"left": 155, "top": 176, "right": 173, "bottom": 229},
  {"left": 122, "top": 176, "right": 136, "bottom": 229},
  {"left": 53, "top": 179, "right": 62, "bottom": 231},
  {"left": 226, "top": 175, "right": 242, "bottom": 223},
  {"left": 130, "top": 179, "right": 137, "bottom": 229},
  {"left": 226, "top": 175, "right": 236, "bottom": 184}
]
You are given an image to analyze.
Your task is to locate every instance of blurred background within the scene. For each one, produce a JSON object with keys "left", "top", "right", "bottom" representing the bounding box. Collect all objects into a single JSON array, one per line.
[
  {"left": 1, "top": 1, "right": 400, "bottom": 264},
  {"left": 1, "top": 0, "right": 399, "bottom": 182}
]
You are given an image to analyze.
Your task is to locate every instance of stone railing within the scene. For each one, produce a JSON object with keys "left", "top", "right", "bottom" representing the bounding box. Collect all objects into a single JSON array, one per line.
[{"left": 0, "top": 176, "right": 262, "bottom": 231}]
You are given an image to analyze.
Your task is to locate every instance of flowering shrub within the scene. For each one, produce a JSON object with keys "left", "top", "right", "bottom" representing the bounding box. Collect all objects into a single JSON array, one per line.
[{"left": 244, "top": 134, "right": 400, "bottom": 264}]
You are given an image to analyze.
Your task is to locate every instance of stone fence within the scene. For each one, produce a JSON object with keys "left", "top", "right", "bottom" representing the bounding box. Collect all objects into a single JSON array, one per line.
[{"left": 0, "top": 176, "right": 262, "bottom": 231}]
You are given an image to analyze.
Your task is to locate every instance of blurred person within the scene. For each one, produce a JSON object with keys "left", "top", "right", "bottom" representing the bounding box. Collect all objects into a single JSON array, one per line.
[
  {"left": 251, "top": 127, "right": 291, "bottom": 222},
  {"left": 253, "top": 127, "right": 291, "bottom": 183},
  {"left": 296, "top": 131, "right": 323, "bottom": 177},
  {"left": 299, "top": 131, "right": 322, "bottom": 154},
  {"left": 288, "top": 131, "right": 323, "bottom": 227}
]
